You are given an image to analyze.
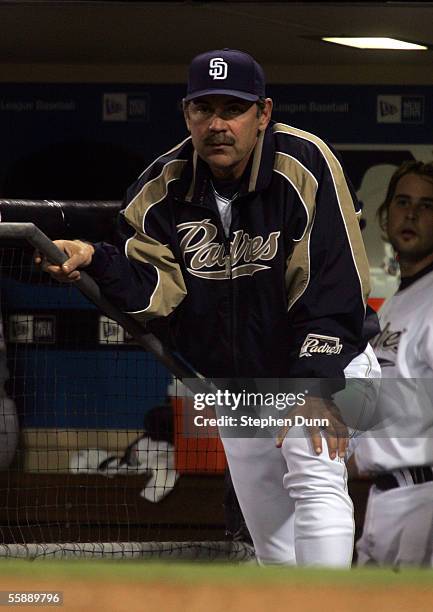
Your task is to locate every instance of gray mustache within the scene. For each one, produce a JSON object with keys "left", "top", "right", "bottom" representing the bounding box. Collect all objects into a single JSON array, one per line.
[{"left": 204, "top": 136, "right": 235, "bottom": 146}]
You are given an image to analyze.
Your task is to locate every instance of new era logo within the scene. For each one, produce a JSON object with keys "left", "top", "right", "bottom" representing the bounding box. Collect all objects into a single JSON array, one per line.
[
  {"left": 299, "top": 333, "right": 343, "bottom": 358},
  {"left": 102, "top": 93, "right": 149, "bottom": 122},
  {"left": 377, "top": 95, "right": 424, "bottom": 124},
  {"left": 380, "top": 101, "right": 399, "bottom": 117},
  {"left": 377, "top": 96, "right": 401, "bottom": 123},
  {"left": 103, "top": 93, "right": 127, "bottom": 121},
  {"left": 99, "top": 316, "right": 126, "bottom": 344},
  {"left": 8, "top": 314, "right": 56, "bottom": 344},
  {"left": 98, "top": 316, "right": 134, "bottom": 344},
  {"left": 209, "top": 57, "right": 228, "bottom": 80}
]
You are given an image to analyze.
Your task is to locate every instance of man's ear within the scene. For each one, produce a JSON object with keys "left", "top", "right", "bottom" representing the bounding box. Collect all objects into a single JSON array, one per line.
[
  {"left": 183, "top": 100, "right": 191, "bottom": 132},
  {"left": 258, "top": 98, "right": 273, "bottom": 132}
]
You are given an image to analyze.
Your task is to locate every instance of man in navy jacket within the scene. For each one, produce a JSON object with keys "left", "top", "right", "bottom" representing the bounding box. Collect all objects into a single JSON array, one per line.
[{"left": 38, "top": 49, "right": 380, "bottom": 566}]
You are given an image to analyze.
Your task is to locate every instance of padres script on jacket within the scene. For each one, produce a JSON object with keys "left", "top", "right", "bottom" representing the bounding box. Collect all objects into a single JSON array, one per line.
[{"left": 86, "top": 121, "right": 371, "bottom": 379}]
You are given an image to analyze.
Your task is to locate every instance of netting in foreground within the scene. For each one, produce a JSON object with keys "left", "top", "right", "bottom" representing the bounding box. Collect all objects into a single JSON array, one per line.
[{"left": 0, "top": 541, "right": 255, "bottom": 561}]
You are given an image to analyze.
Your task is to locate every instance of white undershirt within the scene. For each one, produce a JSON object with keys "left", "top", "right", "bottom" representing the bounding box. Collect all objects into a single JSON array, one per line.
[{"left": 211, "top": 183, "right": 238, "bottom": 238}]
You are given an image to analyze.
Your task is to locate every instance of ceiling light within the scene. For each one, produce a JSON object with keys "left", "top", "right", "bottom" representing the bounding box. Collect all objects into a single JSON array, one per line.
[{"left": 322, "top": 37, "right": 428, "bottom": 50}]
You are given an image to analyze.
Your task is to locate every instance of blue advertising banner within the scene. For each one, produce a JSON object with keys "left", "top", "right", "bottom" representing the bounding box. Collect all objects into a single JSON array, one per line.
[{"left": 0, "top": 83, "right": 432, "bottom": 199}]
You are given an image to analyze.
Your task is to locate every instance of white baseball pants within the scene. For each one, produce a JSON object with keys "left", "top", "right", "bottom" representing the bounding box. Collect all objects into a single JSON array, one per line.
[
  {"left": 356, "top": 480, "right": 433, "bottom": 567},
  {"left": 221, "top": 343, "right": 381, "bottom": 567}
]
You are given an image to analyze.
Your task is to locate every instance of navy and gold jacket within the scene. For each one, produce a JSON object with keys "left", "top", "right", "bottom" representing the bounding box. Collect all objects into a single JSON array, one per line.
[{"left": 86, "top": 121, "right": 376, "bottom": 380}]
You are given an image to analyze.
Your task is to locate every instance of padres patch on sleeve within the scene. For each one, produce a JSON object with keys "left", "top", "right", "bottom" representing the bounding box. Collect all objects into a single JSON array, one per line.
[{"left": 299, "top": 333, "right": 343, "bottom": 358}]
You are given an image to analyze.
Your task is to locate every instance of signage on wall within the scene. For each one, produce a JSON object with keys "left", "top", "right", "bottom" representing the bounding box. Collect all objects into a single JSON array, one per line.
[
  {"left": 1, "top": 82, "right": 433, "bottom": 306},
  {"left": 102, "top": 92, "right": 150, "bottom": 122},
  {"left": 376, "top": 95, "right": 424, "bottom": 124}
]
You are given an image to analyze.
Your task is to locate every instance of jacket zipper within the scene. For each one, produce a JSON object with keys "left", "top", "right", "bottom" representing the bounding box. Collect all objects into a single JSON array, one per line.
[
  {"left": 176, "top": 187, "right": 237, "bottom": 375},
  {"left": 206, "top": 180, "right": 239, "bottom": 377},
  {"left": 223, "top": 234, "right": 236, "bottom": 375},
  {"left": 227, "top": 199, "right": 240, "bottom": 378}
]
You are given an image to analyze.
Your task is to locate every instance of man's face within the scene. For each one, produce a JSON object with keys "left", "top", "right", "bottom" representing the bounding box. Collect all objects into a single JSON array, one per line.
[
  {"left": 184, "top": 94, "right": 272, "bottom": 180},
  {"left": 387, "top": 172, "right": 433, "bottom": 264}
]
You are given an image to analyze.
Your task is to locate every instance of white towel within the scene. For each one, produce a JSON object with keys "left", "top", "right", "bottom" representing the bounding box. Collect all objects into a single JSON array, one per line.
[{"left": 94, "top": 435, "right": 179, "bottom": 503}]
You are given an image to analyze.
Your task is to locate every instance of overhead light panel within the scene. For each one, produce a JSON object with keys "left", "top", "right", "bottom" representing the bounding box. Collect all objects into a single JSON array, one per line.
[{"left": 322, "top": 37, "right": 428, "bottom": 50}]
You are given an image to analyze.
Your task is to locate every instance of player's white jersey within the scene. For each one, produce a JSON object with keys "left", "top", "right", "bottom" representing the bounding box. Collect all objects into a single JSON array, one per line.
[{"left": 355, "top": 267, "right": 433, "bottom": 472}]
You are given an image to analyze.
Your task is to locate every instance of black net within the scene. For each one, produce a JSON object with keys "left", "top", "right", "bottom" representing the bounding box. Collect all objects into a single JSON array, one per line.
[{"left": 0, "top": 203, "right": 253, "bottom": 561}]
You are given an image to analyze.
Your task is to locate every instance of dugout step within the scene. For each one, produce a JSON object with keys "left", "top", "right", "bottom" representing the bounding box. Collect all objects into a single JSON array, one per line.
[{"left": 0, "top": 472, "right": 226, "bottom": 543}]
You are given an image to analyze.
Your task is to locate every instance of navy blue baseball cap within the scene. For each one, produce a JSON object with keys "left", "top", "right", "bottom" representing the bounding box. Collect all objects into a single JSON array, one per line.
[{"left": 185, "top": 49, "right": 266, "bottom": 102}]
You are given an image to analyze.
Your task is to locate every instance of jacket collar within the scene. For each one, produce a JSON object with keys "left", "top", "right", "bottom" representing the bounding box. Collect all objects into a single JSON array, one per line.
[{"left": 178, "top": 122, "right": 276, "bottom": 204}]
